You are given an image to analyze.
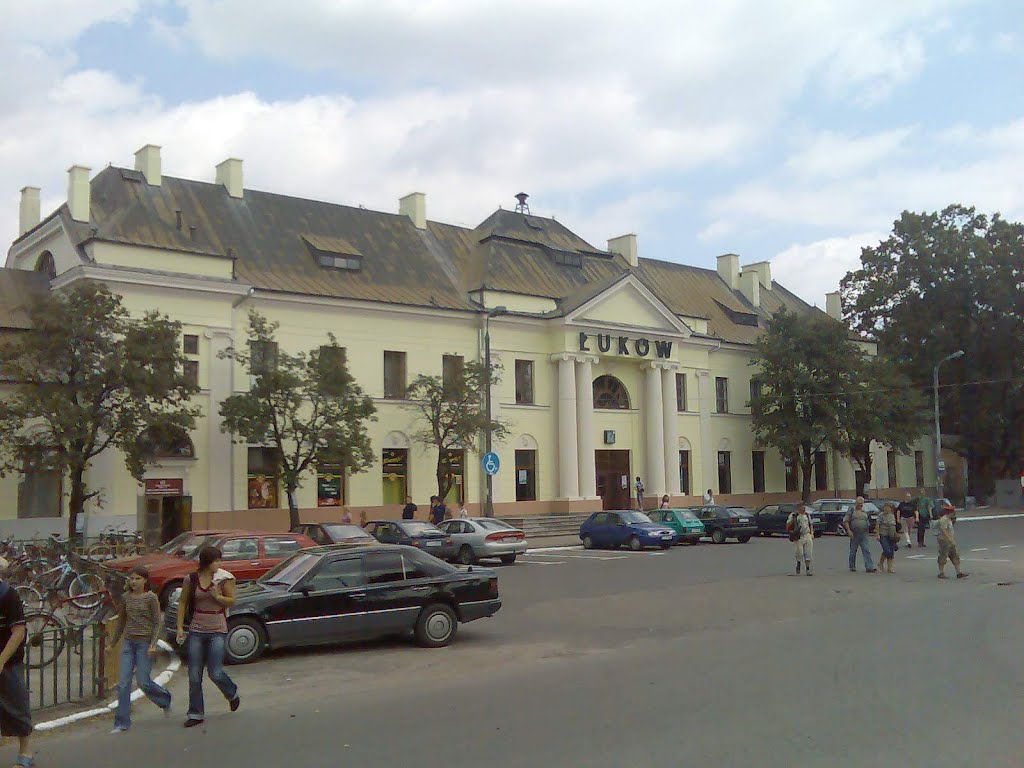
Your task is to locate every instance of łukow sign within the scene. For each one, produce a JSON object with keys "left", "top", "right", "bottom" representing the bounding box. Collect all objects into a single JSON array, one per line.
[{"left": 578, "top": 332, "right": 672, "bottom": 359}]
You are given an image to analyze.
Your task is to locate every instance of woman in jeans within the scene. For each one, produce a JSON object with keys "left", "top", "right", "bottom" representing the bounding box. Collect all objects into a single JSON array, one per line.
[
  {"left": 876, "top": 503, "right": 899, "bottom": 573},
  {"left": 110, "top": 566, "right": 171, "bottom": 732},
  {"left": 175, "top": 546, "right": 240, "bottom": 727}
]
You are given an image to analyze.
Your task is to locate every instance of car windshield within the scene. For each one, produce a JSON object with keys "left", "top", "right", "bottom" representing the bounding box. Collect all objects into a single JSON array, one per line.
[
  {"left": 727, "top": 508, "right": 752, "bottom": 517},
  {"left": 620, "top": 511, "right": 652, "bottom": 523},
  {"left": 863, "top": 503, "right": 880, "bottom": 513},
  {"left": 158, "top": 532, "right": 192, "bottom": 554},
  {"left": 674, "top": 510, "right": 699, "bottom": 522},
  {"left": 259, "top": 553, "right": 320, "bottom": 587},
  {"left": 475, "top": 519, "right": 513, "bottom": 530},
  {"left": 323, "top": 524, "right": 373, "bottom": 539},
  {"left": 175, "top": 534, "right": 218, "bottom": 559},
  {"left": 402, "top": 521, "right": 441, "bottom": 534}
]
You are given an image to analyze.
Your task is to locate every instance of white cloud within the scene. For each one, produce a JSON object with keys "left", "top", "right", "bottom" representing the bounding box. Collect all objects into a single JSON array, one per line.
[
  {"left": 785, "top": 128, "right": 913, "bottom": 179},
  {"left": 771, "top": 232, "right": 886, "bottom": 306}
]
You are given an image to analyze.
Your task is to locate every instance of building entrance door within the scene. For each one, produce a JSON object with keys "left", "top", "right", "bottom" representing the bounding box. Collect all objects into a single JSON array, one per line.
[
  {"left": 595, "top": 450, "right": 630, "bottom": 510},
  {"left": 142, "top": 496, "right": 193, "bottom": 547}
]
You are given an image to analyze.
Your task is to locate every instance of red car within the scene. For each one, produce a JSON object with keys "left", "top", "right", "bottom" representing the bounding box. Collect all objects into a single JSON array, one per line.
[{"left": 109, "top": 531, "right": 316, "bottom": 606}]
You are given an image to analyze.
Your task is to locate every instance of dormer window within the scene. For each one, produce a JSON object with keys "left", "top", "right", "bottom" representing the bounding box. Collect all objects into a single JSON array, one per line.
[{"left": 302, "top": 235, "right": 363, "bottom": 272}]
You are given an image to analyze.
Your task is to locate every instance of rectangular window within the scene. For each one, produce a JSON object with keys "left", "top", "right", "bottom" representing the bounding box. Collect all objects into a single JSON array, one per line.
[
  {"left": 814, "top": 451, "right": 828, "bottom": 491},
  {"left": 752, "top": 451, "right": 765, "bottom": 493},
  {"left": 679, "top": 450, "right": 691, "bottom": 495},
  {"left": 514, "top": 360, "right": 534, "bottom": 405},
  {"left": 249, "top": 340, "right": 278, "bottom": 383},
  {"left": 717, "top": 451, "right": 732, "bottom": 494},
  {"left": 382, "top": 448, "right": 408, "bottom": 505},
  {"left": 515, "top": 450, "right": 537, "bottom": 502},
  {"left": 442, "top": 354, "right": 464, "bottom": 392},
  {"left": 785, "top": 457, "right": 798, "bottom": 493},
  {"left": 887, "top": 451, "right": 898, "bottom": 488},
  {"left": 183, "top": 359, "right": 199, "bottom": 388},
  {"left": 914, "top": 450, "right": 925, "bottom": 488},
  {"left": 749, "top": 379, "right": 761, "bottom": 411},
  {"left": 440, "top": 448, "right": 465, "bottom": 504},
  {"left": 383, "top": 351, "right": 407, "bottom": 399},
  {"left": 316, "top": 463, "right": 345, "bottom": 507},
  {"left": 17, "top": 451, "right": 61, "bottom": 519},
  {"left": 183, "top": 334, "right": 199, "bottom": 355},
  {"left": 715, "top": 377, "right": 729, "bottom": 414},
  {"left": 675, "top": 373, "right": 687, "bottom": 412},
  {"left": 247, "top": 447, "right": 280, "bottom": 509}
]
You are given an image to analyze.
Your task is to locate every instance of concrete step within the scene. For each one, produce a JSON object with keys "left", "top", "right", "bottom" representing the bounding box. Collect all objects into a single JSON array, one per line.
[{"left": 501, "top": 513, "right": 592, "bottom": 537}]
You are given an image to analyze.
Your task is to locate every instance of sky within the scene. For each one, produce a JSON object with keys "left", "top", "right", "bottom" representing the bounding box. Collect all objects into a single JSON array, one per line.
[{"left": 1, "top": 0, "right": 1022, "bottom": 307}]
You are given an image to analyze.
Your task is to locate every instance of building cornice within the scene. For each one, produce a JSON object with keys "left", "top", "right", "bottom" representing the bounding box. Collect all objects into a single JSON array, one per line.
[
  {"left": 6, "top": 216, "right": 66, "bottom": 265},
  {"left": 51, "top": 264, "right": 252, "bottom": 297}
]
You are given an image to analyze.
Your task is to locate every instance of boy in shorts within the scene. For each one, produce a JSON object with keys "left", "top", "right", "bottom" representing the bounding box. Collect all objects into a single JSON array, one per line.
[
  {"left": 0, "top": 557, "right": 33, "bottom": 766},
  {"left": 936, "top": 509, "right": 968, "bottom": 580}
]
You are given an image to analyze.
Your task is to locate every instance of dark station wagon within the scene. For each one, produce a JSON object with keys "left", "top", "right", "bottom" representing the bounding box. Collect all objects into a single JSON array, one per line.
[
  {"left": 690, "top": 506, "right": 758, "bottom": 544},
  {"left": 164, "top": 543, "right": 501, "bottom": 664}
]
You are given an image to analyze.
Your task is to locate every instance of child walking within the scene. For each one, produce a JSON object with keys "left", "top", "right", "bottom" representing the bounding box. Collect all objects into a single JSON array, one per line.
[
  {"left": 0, "top": 556, "right": 33, "bottom": 766},
  {"left": 111, "top": 565, "right": 171, "bottom": 732}
]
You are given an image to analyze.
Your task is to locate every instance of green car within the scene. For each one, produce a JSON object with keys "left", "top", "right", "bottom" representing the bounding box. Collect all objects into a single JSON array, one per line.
[{"left": 647, "top": 508, "right": 705, "bottom": 545}]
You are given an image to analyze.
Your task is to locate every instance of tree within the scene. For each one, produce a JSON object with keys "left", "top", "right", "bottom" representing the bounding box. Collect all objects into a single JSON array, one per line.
[
  {"left": 219, "top": 312, "right": 377, "bottom": 528},
  {"left": 833, "top": 357, "right": 929, "bottom": 497},
  {"left": 749, "top": 309, "right": 861, "bottom": 501},
  {"left": 405, "top": 359, "right": 509, "bottom": 503},
  {"left": 842, "top": 205, "right": 1024, "bottom": 497},
  {"left": 0, "top": 281, "right": 199, "bottom": 538}
]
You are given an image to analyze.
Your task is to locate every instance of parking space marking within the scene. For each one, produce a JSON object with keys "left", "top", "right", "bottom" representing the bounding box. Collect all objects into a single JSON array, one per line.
[
  {"left": 957, "top": 514, "right": 1024, "bottom": 521},
  {"left": 522, "top": 552, "right": 627, "bottom": 561},
  {"left": 1000, "top": 545, "right": 1015, "bottom": 549},
  {"left": 520, "top": 559, "right": 566, "bottom": 566},
  {"left": 961, "top": 558, "right": 1011, "bottom": 563},
  {"left": 971, "top": 548, "right": 989, "bottom": 552},
  {"left": 526, "top": 545, "right": 583, "bottom": 553}
]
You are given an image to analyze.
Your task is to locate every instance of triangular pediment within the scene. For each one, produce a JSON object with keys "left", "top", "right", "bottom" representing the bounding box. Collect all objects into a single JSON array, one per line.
[{"left": 565, "top": 274, "right": 691, "bottom": 336}]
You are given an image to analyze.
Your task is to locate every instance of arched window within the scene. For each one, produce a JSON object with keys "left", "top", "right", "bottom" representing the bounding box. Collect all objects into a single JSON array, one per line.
[
  {"left": 35, "top": 252, "right": 56, "bottom": 281},
  {"left": 593, "top": 375, "right": 631, "bottom": 410},
  {"left": 138, "top": 426, "right": 195, "bottom": 461}
]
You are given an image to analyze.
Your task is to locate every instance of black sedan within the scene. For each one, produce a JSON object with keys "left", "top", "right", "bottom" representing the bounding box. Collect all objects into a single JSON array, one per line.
[
  {"left": 164, "top": 544, "right": 501, "bottom": 664},
  {"left": 755, "top": 504, "right": 826, "bottom": 538},
  {"left": 691, "top": 505, "right": 758, "bottom": 544},
  {"left": 365, "top": 519, "right": 457, "bottom": 561},
  {"left": 811, "top": 499, "right": 881, "bottom": 535}
]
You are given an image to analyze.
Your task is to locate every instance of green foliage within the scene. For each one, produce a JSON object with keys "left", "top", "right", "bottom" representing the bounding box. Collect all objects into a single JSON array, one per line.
[
  {"left": 0, "top": 281, "right": 199, "bottom": 537},
  {"left": 405, "top": 359, "right": 509, "bottom": 501},
  {"left": 749, "top": 309, "right": 863, "bottom": 500},
  {"left": 841, "top": 204, "right": 1024, "bottom": 495},
  {"left": 218, "top": 311, "right": 376, "bottom": 528}
]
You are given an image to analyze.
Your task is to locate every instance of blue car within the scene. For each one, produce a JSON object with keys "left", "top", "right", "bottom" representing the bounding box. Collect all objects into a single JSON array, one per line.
[{"left": 579, "top": 510, "right": 678, "bottom": 551}]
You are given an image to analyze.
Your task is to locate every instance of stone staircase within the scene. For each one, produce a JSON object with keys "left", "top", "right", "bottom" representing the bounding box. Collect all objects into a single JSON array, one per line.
[{"left": 500, "top": 513, "right": 592, "bottom": 538}]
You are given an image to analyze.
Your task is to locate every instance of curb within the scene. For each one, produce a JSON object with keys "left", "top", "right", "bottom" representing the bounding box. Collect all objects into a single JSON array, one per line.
[{"left": 35, "top": 639, "right": 181, "bottom": 732}]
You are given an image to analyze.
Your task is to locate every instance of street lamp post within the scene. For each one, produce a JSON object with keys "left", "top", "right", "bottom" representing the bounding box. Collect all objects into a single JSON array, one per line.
[
  {"left": 933, "top": 350, "right": 964, "bottom": 500},
  {"left": 484, "top": 306, "right": 507, "bottom": 517}
]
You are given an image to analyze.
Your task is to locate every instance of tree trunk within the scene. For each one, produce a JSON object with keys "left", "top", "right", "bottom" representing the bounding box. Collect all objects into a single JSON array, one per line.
[
  {"left": 68, "top": 467, "right": 87, "bottom": 543},
  {"left": 799, "top": 445, "right": 813, "bottom": 502},
  {"left": 286, "top": 487, "right": 300, "bottom": 529}
]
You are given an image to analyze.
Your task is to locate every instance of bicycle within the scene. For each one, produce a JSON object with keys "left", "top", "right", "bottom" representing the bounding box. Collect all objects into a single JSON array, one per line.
[{"left": 32, "top": 550, "right": 105, "bottom": 609}]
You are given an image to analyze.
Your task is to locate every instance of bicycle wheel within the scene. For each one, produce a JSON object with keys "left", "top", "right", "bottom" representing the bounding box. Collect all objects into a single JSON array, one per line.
[
  {"left": 85, "top": 544, "right": 110, "bottom": 561},
  {"left": 24, "top": 610, "right": 66, "bottom": 669},
  {"left": 14, "top": 585, "right": 42, "bottom": 612},
  {"left": 68, "top": 572, "right": 106, "bottom": 609}
]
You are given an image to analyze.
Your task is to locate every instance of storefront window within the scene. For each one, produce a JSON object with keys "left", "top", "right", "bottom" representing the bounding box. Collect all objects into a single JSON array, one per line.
[
  {"left": 440, "top": 449, "right": 464, "bottom": 504},
  {"left": 317, "top": 464, "right": 345, "bottom": 507},
  {"left": 247, "top": 447, "right": 280, "bottom": 509},
  {"left": 382, "top": 448, "right": 408, "bottom": 505}
]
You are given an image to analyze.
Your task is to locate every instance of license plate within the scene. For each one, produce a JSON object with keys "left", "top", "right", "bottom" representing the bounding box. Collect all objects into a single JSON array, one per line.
[
  {"left": 425, "top": 541, "right": 440, "bottom": 547},
  {"left": 740, "top": 519, "right": 751, "bottom": 524},
  {"left": 661, "top": 534, "right": 673, "bottom": 540}
]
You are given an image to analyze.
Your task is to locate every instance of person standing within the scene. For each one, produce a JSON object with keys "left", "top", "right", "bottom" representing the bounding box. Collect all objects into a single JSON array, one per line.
[
  {"left": 936, "top": 508, "right": 968, "bottom": 579},
  {"left": 339, "top": 506, "right": 352, "bottom": 525},
  {"left": 430, "top": 496, "right": 446, "bottom": 526},
  {"left": 703, "top": 489, "right": 715, "bottom": 505},
  {"left": 897, "top": 492, "right": 917, "bottom": 548},
  {"left": 459, "top": 503, "right": 469, "bottom": 519},
  {"left": 110, "top": 566, "right": 172, "bottom": 733},
  {"left": 875, "top": 503, "right": 898, "bottom": 573},
  {"left": 175, "top": 546, "right": 240, "bottom": 728},
  {"left": 0, "top": 557, "right": 32, "bottom": 767},
  {"left": 844, "top": 497, "right": 877, "bottom": 573},
  {"left": 358, "top": 509, "right": 367, "bottom": 528},
  {"left": 915, "top": 491, "right": 931, "bottom": 548},
  {"left": 634, "top": 477, "right": 645, "bottom": 511},
  {"left": 660, "top": 495, "right": 670, "bottom": 510},
  {"left": 786, "top": 502, "right": 814, "bottom": 576},
  {"left": 402, "top": 496, "right": 417, "bottom": 520}
]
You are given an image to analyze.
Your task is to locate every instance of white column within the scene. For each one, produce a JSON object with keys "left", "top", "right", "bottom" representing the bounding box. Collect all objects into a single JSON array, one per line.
[
  {"left": 206, "top": 328, "right": 235, "bottom": 512},
  {"left": 554, "top": 354, "right": 580, "bottom": 499},
  {"left": 576, "top": 355, "right": 598, "bottom": 498},
  {"left": 661, "top": 365, "right": 681, "bottom": 496},
  {"left": 644, "top": 363, "right": 666, "bottom": 499},
  {"left": 696, "top": 369, "right": 715, "bottom": 496}
]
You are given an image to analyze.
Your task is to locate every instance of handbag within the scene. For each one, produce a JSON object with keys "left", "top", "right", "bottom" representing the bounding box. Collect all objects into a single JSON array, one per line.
[{"left": 787, "top": 513, "right": 800, "bottom": 542}]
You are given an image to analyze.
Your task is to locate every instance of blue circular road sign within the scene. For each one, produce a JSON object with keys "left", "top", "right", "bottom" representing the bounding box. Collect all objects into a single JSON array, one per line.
[{"left": 482, "top": 452, "right": 500, "bottom": 476}]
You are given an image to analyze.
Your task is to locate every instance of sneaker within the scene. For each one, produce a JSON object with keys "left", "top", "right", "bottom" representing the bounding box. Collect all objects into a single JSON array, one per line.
[
  {"left": 184, "top": 718, "right": 204, "bottom": 728},
  {"left": 796, "top": 561, "right": 801, "bottom": 574},
  {"left": 805, "top": 568, "right": 813, "bottom": 576},
  {"left": 937, "top": 573, "right": 948, "bottom": 579},
  {"left": 849, "top": 568, "right": 856, "bottom": 572},
  {"left": 866, "top": 568, "right": 878, "bottom": 573},
  {"left": 163, "top": 703, "right": 172, "bottom": 719},
  {"left": 229, "top": 696, "right": 240, "bottom": 712},
  {"left": 957, "top": 572, "right": 969, "bottom": 579},
  {"left": 110, "top": 726, "right": 128, "bottom": 734}
]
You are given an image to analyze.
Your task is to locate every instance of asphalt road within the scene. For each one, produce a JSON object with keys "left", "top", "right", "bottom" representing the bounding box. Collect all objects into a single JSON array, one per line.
[{"left": 24, "top": 517, "right": 1024, "bottom": 768}]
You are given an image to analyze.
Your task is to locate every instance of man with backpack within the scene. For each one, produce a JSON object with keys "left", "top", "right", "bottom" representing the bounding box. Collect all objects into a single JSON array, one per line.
[
  {"left": 915, "top": 491, "right": 932, "bottom": 548},
  {"left": 844, "top": 497, "right": 877, "bottom": 573},
  {"left": 0, "top": 557, "right": 33, "bottom": 767},
  {"left": 786, "top": 502, "right": 814, "bottom": 576}
]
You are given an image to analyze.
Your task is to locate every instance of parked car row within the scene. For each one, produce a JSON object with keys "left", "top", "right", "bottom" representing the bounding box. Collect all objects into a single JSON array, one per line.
[{"left": 579, "top": 505, "right": 763, "bottom": 549}]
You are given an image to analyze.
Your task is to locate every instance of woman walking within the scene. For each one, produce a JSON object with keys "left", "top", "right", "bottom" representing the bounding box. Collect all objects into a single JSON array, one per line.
[
  {"left": 876, "top": 503, "right": 898, "bottom": 573},
  {"left": 110, "top": 566, "right": 171, "bottom": 732},
  {"left": 660, "top": 495, "right": 670, "bottom": 509},
  {"left": 175, "top": 546, "right": 240, "bottom": 728}
]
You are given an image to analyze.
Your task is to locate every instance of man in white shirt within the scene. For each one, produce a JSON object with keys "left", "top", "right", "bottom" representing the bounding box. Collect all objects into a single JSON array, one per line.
[
  {"left": 936, "top": 510, "right": 968, "bottom": 579},
  {"left": 786, "top": 502, "right": 814, "bottom": 576},
  {"left": 703, "top": 489, "right": 715, "bottom": 505}
]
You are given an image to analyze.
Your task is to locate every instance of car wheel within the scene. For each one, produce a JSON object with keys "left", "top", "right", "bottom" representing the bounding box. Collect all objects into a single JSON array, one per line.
[
  {"left": 225, "top": 617, "right": 268, "bottom": 665},
  {"left": 690, "top": 538, "right": 700, "bottom": 545},
  {"left": 835, "top": 523, "right": 847, "bottom": 537},
  {"left": 499, "top": 554, "right": 517, "bottom": 564},
  {"left": 415, "top": 603, "right": 458, "bottom": 648},
  {"left": 711, "top": 528, "right": 727, "bottom": 544},
  {"left": 659, "top": 542, "right": 672, "bottom": 550},
  {"left": 457, "top": 545, "right": 476, "bottom": 565},
  {"left": 159, "top": 580, "right": 183, "bottom": 610},
  {"left": 737, "top": 535, "right": 751, "bottom": 543},
  {"left": 582, "top": 534, "right": 594, "bottom": 550},
  {"left": 628, "top": 536, "right": 643, "bottom": 551}
]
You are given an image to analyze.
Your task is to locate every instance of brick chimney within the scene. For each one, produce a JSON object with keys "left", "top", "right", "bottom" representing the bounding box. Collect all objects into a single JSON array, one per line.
[
  {"left": 19, "top": 187, "right": 40, "bottom": 235},
  {"left": 739, "top": 270, "right": 760, "bottom": 307},
  {"left": 741, "top": 260, "right": 772, "bottom": 290},
  {"left": 134, "top": 144, "right": 161, "bottom": 186},
  {"left": 716, "top": 253, "right": 739, "bottom": 290},
  {"left": 400, "top": 192, "right": 426, "bottom": 229},
  {"left": 608, "top": 234, "right": 639, "bottom": 268},
  {"left": 216, "top": 158, "right": 243, "bottom": 198},
  {"left": 67, "top": 165, "right": 91, "bottom": 223},
  {"left": 826, "top": 292, "right": 842, "bottom": 321}
]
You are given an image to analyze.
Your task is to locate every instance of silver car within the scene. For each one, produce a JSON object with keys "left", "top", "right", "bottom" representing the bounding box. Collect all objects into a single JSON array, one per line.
[{"left": 437, "top": 518, "right": 528, "bottom": 565}]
